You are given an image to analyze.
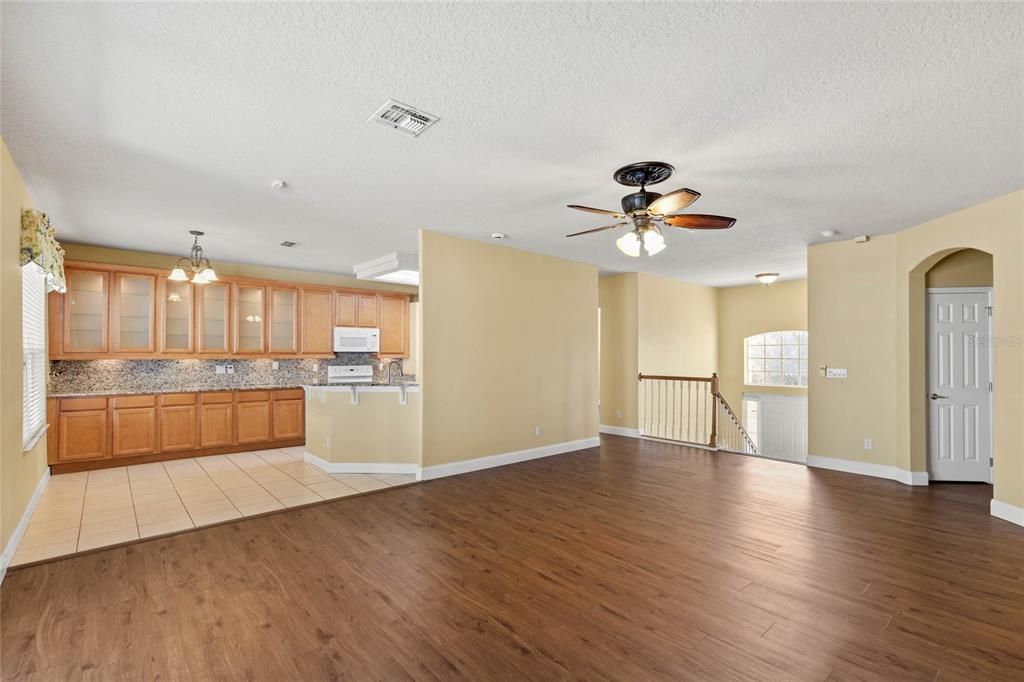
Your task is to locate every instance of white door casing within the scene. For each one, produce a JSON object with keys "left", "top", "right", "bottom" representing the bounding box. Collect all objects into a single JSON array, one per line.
[{"left": 926, "top": 289, "right": 992, "bottom": 482}]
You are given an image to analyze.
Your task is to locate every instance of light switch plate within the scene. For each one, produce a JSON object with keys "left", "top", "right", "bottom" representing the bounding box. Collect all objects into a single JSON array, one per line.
[
  {"left": 864, "top": 438, "right": 873, "bottom": 450},
  {"left": 226, "top": 365, "right": 235, "bottom": 374},
  {"left": 826, "top": 368, "right": 848, "bottom": 379},
  {"left": 272, "top": 361, "right": 279, "bottom": 370}
]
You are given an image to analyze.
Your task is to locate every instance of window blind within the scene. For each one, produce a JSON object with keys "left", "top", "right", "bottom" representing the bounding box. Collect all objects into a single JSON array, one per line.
[{"left": 22, "top": 262, "right": 47, "bottom": 448}]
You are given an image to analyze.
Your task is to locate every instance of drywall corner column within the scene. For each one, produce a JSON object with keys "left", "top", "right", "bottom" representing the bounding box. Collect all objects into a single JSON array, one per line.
[
  {"left": 419, "top": 230, "right": 599, "bottom": 468},
  {"left": 598, "top": 273, "right": 638, "bottom": 429}
]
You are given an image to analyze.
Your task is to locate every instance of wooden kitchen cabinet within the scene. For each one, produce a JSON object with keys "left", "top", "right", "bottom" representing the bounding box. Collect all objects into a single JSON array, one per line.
[
  {"left": 233, "top": 284, "right": 267, "bottom": 354},
  {"left": 357, "top": 294, "right": 379, "bottom": 327},
  {"left": 272, "top": 389, "right": 305, "bottom": 440},
  {"left": 58, "top": 399, "right": 109, "bottom": 462},
  {"left": 49, "top": 260, "right": 411, "bottom": 360},
  {"left": 111, "top": 396, "right": 158, "bottom": 457},
  {"left": 62, "top": 268, "right": 110, "bottom": 354},
  {"left": 160, "top": 394, "right": 198, "bottom": 452},
  {"left": 269, "top": 287, "right": 299, "bottom": 354},
  {"left": 236, "top": 392, "right": 272, "bottom": 444},
  {"left": 49, "top": 389, "right": 306, "bottom": 473},
  {"left": 199, "top": 393, "right": 235, "bottom": 447},
  {"left": 301, "top": 289, "right": 334, "bottom": 355},
  {"left": 197, "top": 282, "right": 231, "bottom": 354},
  {"left": 111, "top": 273, "right": 156, "bottom": 353},
  {"left": 378, "top": 294, "right": 409, "bottom": 357},
  {"left": 158, "top": 277, "right": 194, "bottom": 353}
]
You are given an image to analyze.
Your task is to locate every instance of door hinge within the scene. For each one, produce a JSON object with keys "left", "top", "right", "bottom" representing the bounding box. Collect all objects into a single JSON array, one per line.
[
  {"left": 990, "top": 457, "right": 994, "bottom": 467},
  {"left": 986, "top": 305, "right": 993, "bottom": 317},
  {"left": 989, "top": 381, "right": 993, "bottom": 392}
]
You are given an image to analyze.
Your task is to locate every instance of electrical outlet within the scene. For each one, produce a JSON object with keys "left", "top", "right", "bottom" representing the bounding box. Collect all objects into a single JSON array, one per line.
[
  {"left": 616, "top": 410, "right": 623, "bottom": 418},
  {"left": 226, "top": 365, "right": 235, "bottom": 374},
  {"left": 272, "top": 361, "right": 279, "bottom": 370},
  {"left": 826, "top": 368, "right": 848, "bottom": 379},
  {"left": 312, "top": 362, "right": 319, "bottom": 372},
  {"left": 215, "top": 365, "right": 226, "bottom": 375},
  {"left": 535, "top": 426, "right": 542, "bottom": 437},
  {"left": 864, "top": 438, "right": 873, "bottom": 450}
]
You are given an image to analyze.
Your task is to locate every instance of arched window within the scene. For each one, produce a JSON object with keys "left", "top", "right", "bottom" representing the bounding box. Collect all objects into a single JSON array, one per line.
[{"left": 745, "top": 331, "right": 808, "bottom": 387}]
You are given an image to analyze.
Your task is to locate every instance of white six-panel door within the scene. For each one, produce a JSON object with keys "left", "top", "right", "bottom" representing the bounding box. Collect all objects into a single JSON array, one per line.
[{"left": 926, "top": 290, "right": 992, "bottom": 482}]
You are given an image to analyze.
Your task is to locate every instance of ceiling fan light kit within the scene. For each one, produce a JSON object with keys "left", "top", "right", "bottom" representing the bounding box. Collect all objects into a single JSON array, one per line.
[{"left": 566, "top": 161, "right": 736, "bottom": 256}]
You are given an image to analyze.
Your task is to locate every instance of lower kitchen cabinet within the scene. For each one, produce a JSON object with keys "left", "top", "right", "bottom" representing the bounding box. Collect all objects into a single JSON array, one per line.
[
  {"left": 111, "top": 396, "right": 159, "bottom": 457},
  {"left": 272, "top": 391, "right": 305, "bottom": 440},
  {"left": 199, "top": 393, "right": 236, "bottom": 448},
  {"left": 237, "top": 392, "right": 272, "bottom": 444},
  {"left": 59, "top": 409, "right": 109, "bottom": 461},
  {"left": 48, "top": 388, "right": 305, "bottom": 472},
  {"left": 160, "top": 394, "right": 198, "bottom": 452}
]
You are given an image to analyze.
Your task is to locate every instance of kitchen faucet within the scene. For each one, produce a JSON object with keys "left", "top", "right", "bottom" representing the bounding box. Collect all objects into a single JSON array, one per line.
[{"left": 386, "top": 360, "right": 403, "bottom": 385}]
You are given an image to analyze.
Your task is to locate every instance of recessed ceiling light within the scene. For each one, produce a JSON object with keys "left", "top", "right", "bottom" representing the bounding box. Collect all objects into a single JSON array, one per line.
[
  {"left": 490, "top": 232, "right": 506, "bottom": 240},
  {"left": 820, "top": 229, "right": 837, "bottom": 238},
  {"left": 270, "top": 179, "right": 287, "bottom": 190}
]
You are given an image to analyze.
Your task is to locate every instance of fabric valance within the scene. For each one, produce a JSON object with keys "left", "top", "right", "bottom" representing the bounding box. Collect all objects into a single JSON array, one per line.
[{"left": 20, "top": 209, "right": 66, "bottom": 293}]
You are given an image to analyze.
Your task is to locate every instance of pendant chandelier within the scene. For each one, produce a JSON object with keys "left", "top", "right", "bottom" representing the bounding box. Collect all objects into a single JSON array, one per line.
[{"left": 169, "top": 230, "right": 218, "bottom": 284}]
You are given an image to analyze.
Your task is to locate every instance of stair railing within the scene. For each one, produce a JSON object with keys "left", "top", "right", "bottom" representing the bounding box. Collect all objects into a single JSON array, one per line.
[{"left": 637, "top": 372, "right": 757, "bottom": 455}]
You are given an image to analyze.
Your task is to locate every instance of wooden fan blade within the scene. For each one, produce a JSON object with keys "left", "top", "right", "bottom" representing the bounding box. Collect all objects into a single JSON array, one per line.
[
  {"left": 663, "top": 214, "right": 736, "bottom": 230},
  {"left": 567, "top": 204, "right": 626, "bottom": 218},
  {"left": 647, "top": 188, "right": 700, "bottom": 216},
  {"left": 566, "top": 222, "right": 628, "bottom": 238}
]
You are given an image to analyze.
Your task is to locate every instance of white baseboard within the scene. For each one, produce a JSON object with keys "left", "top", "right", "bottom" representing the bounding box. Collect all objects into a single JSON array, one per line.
[
  {"left": 0, "top": 468, "right": 50, "bottom": 584},
  {"left": 599, "top": 425, "right": 641, "bottom": 438},
  {"left": 991, "top": 499, "right": 1024, "bottom": 528},
  {"left": 806, "top": 455, "right": 929, "bottom": 486},
  {"left": 304, "top": 451, "right": 421, "bottom": 479},
  {"left": 421, "top": 436, "right": 601, "bottom": 481}
]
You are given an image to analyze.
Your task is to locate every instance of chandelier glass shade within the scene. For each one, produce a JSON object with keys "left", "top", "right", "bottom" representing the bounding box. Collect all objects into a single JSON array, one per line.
[
  {"left": 169, "top": 230, "right": 218, "bottom": 284},
  {"left": 616, "top": 223, "right": 666, "bottom": 258}
]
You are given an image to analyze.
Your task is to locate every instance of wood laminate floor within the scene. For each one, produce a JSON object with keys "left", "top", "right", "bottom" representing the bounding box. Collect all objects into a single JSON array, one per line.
[{"left": 3, "top": 435, "right": 1023, "bottom": 680}]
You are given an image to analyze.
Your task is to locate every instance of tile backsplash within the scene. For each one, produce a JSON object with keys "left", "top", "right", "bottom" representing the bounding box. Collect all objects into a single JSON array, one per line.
[{"left": 49, "top": 355, "right": 411, "bottom": 395}]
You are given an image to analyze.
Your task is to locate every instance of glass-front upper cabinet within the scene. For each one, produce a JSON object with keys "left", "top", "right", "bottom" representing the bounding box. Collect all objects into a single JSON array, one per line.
[
  {"left": 197, "top": 282, "right": 230, "bottom": 354},
  {"left": 112, "top": 273, "right": 156, "bottom": 353},
  {"left": 234, "top": 284, "right": 266, "bottom": 354},
  {"left": 63, "top": 268, "right": 110, "bottom": 353},
  {"left": 269, "top": 287, "right": 298, "bottom": 354},
  {"left": 159, "top": 277, "right": 193, "bottom": 353}
]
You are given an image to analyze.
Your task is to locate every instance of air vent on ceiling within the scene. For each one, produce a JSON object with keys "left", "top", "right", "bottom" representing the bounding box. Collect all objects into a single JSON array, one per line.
[
  {"left": 279, "top": 241, "right": 300, "bottom": 248},
  {"left": 369, "top": 99, "right": 439, "bottom": 137}
]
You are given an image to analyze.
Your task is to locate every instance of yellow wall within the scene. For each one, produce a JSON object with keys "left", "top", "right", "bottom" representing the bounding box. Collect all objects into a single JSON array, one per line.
[
  {"left": 925, "top": 248, "right": 993, "bottom": 287},
  {"left": 808, "top": 189, "right": 1024, "bottom": 508},
  {"left": 1, "top": 139, "right": 49, "bottom": 549},
  {"left": 598, "top": 274, "right": 638, "bottom": 428},
  {"left": 62, "top": 243, "right": 418, "bottom": 296},
  {"left": 637, "top": 273, "right": 718, "bottom": 378},
  {"left": 305, "top": 389, "right": 420, "bottom": 464},
  {"left": 716, "top": 280, "right": 808, "bottom": 408},
  {"left": 419, "top": 230, "right": 598, "bottom": 466}
]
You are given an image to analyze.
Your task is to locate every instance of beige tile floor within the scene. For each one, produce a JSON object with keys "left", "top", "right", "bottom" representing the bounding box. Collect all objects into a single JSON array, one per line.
[{"left": 11, "top": 446, "right": 415, "bottom": 566}]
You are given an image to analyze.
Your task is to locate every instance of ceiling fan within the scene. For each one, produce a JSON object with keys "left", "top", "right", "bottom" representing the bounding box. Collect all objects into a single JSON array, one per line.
[{"left": 566, "top": 161, "right": 736, "bottom": 257}]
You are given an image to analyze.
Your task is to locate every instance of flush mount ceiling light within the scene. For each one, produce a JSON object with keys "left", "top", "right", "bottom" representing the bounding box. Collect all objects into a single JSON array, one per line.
[
  {"left": 820, "top": 229, "right": 837, "bottom": 238},
  {"left": 490, "top": 232, "right": 507, "bottom": 240},
  {"left": 354, "top": 252, "right": 419, "bottom": 286},
  {"left": 168, "top": 230, "right": 218, "bottom": 284},
  {"left": 755, "top": 272, "right": 780, "bottom": 285},
  {"left": 270, "top": 179, "right": 287, "bottom": 190},
  {"left": 565, "top": 161, "right": 736, "bottom": 258}
]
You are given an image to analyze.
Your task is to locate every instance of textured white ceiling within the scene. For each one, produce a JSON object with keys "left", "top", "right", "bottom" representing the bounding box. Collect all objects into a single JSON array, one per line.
[{"left": 2, "top": 3, "right": 1022, "bottom": 287}]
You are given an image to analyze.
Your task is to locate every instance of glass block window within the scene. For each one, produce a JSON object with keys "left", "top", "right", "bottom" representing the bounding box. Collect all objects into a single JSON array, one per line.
[{"left": 744, "top": 331, "right": 808, "bottom": 387}]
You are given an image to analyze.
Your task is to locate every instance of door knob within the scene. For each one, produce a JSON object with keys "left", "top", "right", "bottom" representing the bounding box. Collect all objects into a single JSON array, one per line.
[{"left": 929, "top": 393, "right": 948, "bottom": 400}]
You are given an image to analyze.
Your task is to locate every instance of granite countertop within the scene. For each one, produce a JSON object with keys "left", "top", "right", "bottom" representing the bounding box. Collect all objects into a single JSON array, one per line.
[{"left": 48, "top": 384, "right": 306, "bottom": 398}]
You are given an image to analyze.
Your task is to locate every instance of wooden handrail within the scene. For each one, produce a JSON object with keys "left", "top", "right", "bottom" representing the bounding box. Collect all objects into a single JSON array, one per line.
[{"left": 638, "top": 373, "right": 712, "bottom": 383}]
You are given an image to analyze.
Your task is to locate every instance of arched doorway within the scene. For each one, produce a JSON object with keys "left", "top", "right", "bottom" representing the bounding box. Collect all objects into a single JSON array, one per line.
[{"left": 909, "top": 248, "right": 994, "bottom": 483}]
